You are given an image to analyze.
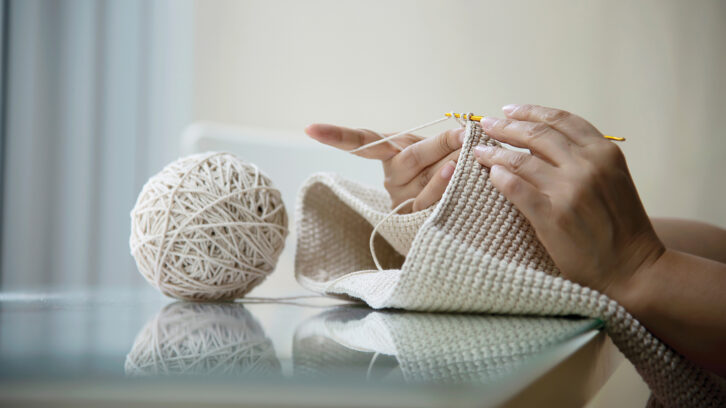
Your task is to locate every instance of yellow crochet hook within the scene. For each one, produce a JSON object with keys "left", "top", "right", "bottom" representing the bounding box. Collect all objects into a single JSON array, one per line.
[{"left": 445, "top": 112, "right": 626, "bottom": 142}]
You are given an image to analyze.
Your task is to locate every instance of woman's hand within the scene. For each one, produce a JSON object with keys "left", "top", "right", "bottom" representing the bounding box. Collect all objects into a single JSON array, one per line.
[
  {"left": 305, "top": 124, "right": 464, "bottom": 212},
  {"left": 308, "top": 109, "right": 726, "bottom": 373},
  {"left": 472, "top": 104, "right": 726, "bottom": 375},
  {"left": 472, "top": 104, "right": 665, "bottom": 297}
]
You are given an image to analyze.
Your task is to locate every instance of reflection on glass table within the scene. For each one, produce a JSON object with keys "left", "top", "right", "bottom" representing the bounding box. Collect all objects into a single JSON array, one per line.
[
  {"left": 125, "top": 302, "right": 281, "bottom": 377},
  {"left": 0, "top": 289, "right": 620, "bottom": 407},
  {"left": 293, "top": 307, "right": 597, "bottom": 386}
]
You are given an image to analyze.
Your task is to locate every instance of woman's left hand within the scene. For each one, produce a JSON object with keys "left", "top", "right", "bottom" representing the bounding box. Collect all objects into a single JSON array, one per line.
[
  {"left": 305, "top": 123, "right": 463, "bottom": 212},
  {"left": 473, "top": 104, "right": 665, "bottom": 299}
]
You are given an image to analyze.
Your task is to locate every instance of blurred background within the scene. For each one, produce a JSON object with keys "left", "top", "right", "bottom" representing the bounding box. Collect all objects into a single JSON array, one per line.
[
  {"left": 3, "top": 0, "right": 724, "bottom": 291},
  {"left": 1, "top": 0, "right": 724, "bottom": 405}
]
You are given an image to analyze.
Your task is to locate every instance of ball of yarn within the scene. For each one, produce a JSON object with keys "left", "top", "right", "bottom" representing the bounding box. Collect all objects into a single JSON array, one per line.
[
  {"left": 129, "top": 152, "right": 288, "bottom": 301},
  {"left": 125, "top": 302, "right": 281, "bottom": 376}
]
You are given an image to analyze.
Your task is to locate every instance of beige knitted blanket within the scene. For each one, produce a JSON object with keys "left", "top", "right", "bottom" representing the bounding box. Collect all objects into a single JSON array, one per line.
[{"left": 295, "top": 121, "right": 725, "bottom": 407}]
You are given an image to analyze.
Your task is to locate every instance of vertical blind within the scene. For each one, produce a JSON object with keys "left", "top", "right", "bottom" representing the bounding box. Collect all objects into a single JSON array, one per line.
[{"left": 1, "top": 0, "right": 194, "bottom": 289}]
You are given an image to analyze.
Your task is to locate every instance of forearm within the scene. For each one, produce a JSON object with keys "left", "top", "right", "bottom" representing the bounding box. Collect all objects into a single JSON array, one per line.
[
  {"left": 609, "top": 248, "right": 726, "bottom": 376},
  {"left": 651, "top": 217, "right": 726, "bottom": 263}
]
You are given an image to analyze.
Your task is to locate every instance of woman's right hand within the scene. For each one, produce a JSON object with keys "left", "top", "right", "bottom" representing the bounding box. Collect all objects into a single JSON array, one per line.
[{"left": 305, "top": 124, "right": 464, "bottom": 212}]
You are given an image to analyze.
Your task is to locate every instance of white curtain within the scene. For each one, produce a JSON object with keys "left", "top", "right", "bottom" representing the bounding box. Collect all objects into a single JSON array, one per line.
[{"left": 1, "top": 0, "right": 194, "bottom": 289}]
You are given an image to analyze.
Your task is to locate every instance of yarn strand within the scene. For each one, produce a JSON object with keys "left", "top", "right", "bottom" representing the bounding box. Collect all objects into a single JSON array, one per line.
[
  {"left": 369, "top": 198, "right": 416, "bottom": 271},
  {"left": 348, "top": 116, "right": 452, "bottom": 154}
]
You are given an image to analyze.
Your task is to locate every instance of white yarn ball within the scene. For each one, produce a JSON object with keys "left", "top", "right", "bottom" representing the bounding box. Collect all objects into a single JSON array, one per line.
[
  {"left": 130, "top": 152, "right": 288, "bottom": 301},
  {"left": 125, "top": 302, "right": 281, "bottom": 376}
]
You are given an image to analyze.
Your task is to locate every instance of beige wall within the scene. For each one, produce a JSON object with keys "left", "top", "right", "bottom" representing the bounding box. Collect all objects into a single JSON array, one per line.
[{"left": 192, "top": 0, "right": 726, "bottom": 226}]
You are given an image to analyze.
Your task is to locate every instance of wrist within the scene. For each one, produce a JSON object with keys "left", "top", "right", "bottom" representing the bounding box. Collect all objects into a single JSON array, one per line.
[{"left": 603, "top": 242, "right": 667, "bottom": 316}]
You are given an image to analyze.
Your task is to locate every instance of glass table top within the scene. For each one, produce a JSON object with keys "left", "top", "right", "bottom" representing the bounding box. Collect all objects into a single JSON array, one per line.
[{"left": 0, "top": 288, "right": 604, "bottom": 407}]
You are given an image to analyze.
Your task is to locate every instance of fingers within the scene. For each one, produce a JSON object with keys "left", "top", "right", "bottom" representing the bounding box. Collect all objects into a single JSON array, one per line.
[
  {"left": 473, "top": 145, "right": 553, "bottom": 187},
  {"left": 412, "top": 160, "right": 456, "bottom": 212},
  {"left": 488, "top": 165, "right": 550, "bottom": 225},
  {"left": 305, "top": 123, "right": 421, "bottom": 160},
  {"left": 479, "top": 117, "right": 572, "bottom": 165},
  {"left": 390, "top": 148, "right": 460, "bottom": 205},
  {"left": 501, "top": 104, "right": 602, "bottom": 146},
  {"left": 384, "top": 128, "right": 465, "bottom": 186}
]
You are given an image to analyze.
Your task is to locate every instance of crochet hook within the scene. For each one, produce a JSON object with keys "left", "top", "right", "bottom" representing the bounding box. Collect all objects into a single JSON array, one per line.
[{"left": 445, "top": 112, "right": 626, "bottom": 142}]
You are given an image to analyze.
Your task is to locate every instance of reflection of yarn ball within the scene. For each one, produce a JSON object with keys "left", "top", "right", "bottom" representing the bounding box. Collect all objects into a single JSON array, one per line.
[
  {"left": 129, "top": 152, "right": 288, "bottom": 301},
  {"left": 125, "top": 302, "right": 281, "bottom": 376}
]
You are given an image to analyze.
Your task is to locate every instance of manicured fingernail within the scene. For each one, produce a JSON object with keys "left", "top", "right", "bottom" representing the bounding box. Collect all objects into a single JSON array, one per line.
[
  {"left": 473, "top": 145, "right": 492, "bottom": 158},
  {"left": 440, "top": 161, "right": 456, "bottom": 179},
  {"left": 502, "top": 104, "right": 518, "bottom": 115},
  {"left": 480, "top": 117, "right": 497, "bottom": 130},
  {"left": 457, "top": 128, "right": 466, "bottom": 144}
]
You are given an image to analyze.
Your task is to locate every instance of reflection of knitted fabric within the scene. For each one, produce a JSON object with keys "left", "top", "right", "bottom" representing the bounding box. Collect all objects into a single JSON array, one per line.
[
  {"left": 294, "top": 307, "right": 588, "bottom": 385},
  {"left": 293, "top": 307, "right": 400, "bottom": 381},
  {"left": 379, "top": 313, "right": 585, "bottom": 384},
  {"left": 125, "top": 302, "right": 280, "bottom": 377},
  {"left": 295, "top": 122, "right": 725, "bottom": 407}
]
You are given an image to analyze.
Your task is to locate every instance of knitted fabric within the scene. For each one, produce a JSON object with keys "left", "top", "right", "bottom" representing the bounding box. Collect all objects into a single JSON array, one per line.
[{"left": 295, "top": 121, "right": 725, "bottom": 407}]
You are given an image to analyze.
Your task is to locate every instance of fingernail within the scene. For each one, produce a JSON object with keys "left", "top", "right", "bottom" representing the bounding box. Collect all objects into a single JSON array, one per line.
[
  {"left": 502, "top": 104, "right": 518, "bottom": 115},
  {"left": 457, "top": 128, "right": 466, "bottom": 144},
  {"left": 480, "top": 117, "right": 497, "bottom": 130},
  {"left": 440, "top": 161, "right": 456, "bottom": 179},
  {"left": 473, "top": 145, "right": 492, "bottom": 158}
]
